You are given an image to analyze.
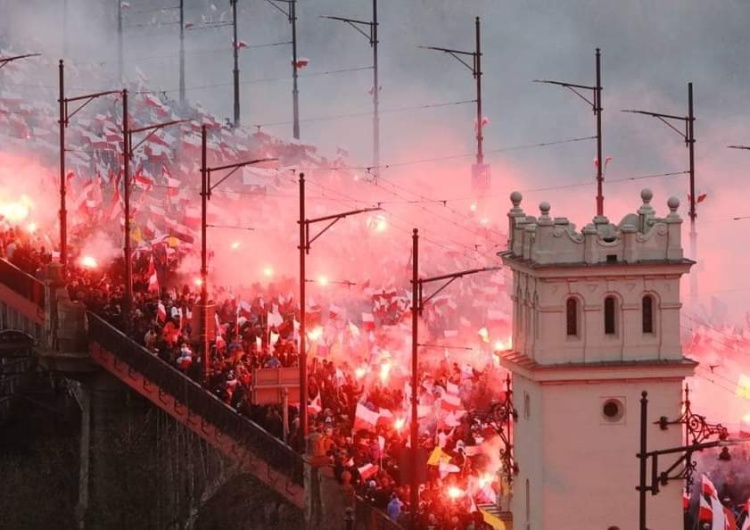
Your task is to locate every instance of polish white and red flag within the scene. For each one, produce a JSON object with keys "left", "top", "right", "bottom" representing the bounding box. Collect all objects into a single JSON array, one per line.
[
  {"left": 362, "top": 312, "right": 375, "bottom": 331},
  {"left": 292, "top": 57, "right": 309, "bottom": 69},
  {"left": 162, "top": 166, "right": 181, "bottom": 197},
  {"left": 267, "top": 306, "right": 284, "bottom": 329},
  {"left": 157, "top": 301, "right": 167, "bottom": 323},
  {"left": 357, "top": 463, "right": 378, "bottom": 481},
  {"left": 307, "top": 392, "right": 322, "bottom": 415},
  {"left": 439, "top": 392, "right": 462, "bottom": 413},
  {"left": 134, "top": 169, "right": 155, "bottom": 192},
  {"left": 353, "top": 403, "right": 380, "bottom": 431}
]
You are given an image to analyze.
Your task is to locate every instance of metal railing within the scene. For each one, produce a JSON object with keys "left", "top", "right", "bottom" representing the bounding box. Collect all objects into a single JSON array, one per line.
[
  {"left": 86, "top": 311, "right": 304, "bottom": 487},
  {"left": 0, "top": 259, "right": 45, "bottom": 309}
]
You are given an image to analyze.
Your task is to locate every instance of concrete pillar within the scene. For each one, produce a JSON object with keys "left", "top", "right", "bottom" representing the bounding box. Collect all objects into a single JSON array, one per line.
[{"left": 75, "top": 383, "right": 91, "bottom": 530}]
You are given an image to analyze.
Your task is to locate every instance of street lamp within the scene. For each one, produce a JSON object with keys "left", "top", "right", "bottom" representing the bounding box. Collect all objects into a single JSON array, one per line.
[
  {"left": 199, "top": 124, "right": 276, "bottom": 380},
  {"left": 0, "top": 53, "right": 40, "bottom": 70},
  {"left": 321, "top": 0, "right": 379, "bottom": 180},
  {"left": 58, "top": 59, "right": 120, "bottom": 278},
  {"left": 535, "top": 49, "right": 604, "bottom": 216},
  {"left": 123, "top": 93, "right": 187, "bottom": 326},
  {"left": 623, "top": 83, "right": 697, "bottom": 297},
  {"left": 635, "top": 390, "right": 743, "bottom": 530},
  {"left": 409, "top": 226, "right": 499, "bottom": 528},
  {"left": 262, "top": 0, "right": 301, "bottom": 139},
  {"left": 420, "top": 17, "right": 488, "bottom": 196},
  {"left": 298, "top": 172, "right": 379, "bottom": 437}
]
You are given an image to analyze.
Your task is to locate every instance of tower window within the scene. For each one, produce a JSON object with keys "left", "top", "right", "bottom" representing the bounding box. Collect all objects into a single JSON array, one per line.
[
  {"left": 566, "top": 298, "right": 578, "bottom": 336},
  {"left": 604, "top": 296, "right": 617, "bottom": 335},
  {"left": 642, "top": 295, "right": 654, "bottom": 334}
]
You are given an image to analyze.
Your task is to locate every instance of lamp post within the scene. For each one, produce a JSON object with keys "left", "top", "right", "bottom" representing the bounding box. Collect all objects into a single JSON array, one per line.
[
  {"left": 535, "top": 49, "right": 604, "bottom": 216},
  {"left": 421, "top": 17, "right": 487, "bottom": 195},
  {"left": 321, "top": 0, "right": 379, "bottom": 180},
  {"left": 635, "top": 390, "right": 740, "bottom": 530},
  {"left": 623, "top": 83, "right": 696, "bottom": 297},
  {"left": 123, "top": 98, "right": 186, "bottom": 326},
  {"left": 58, "top": 59, "right": 120, "bottom": 277},
  {"left": 409, "top": 227, "right": 499, "bottom": 528},
  {"left": 200, "top": 124, "right": 275, "bottom": 380},
  {"left": 262, "top": 0, "right": 300, "bottom": 139},
  {"left": 298, "top": 172, "right": 379, "bottom": 437}
]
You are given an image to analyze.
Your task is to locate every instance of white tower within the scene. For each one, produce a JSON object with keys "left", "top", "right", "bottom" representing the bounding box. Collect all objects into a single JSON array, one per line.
[{"left": 500, "top": 189, "right": 696, "bottom": 530}]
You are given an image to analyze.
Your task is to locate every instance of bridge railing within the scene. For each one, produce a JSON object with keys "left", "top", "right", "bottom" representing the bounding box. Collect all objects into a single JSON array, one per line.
[
  {"left": 353, "top": 496, "right": 404, "bottom": 530},
  {"left": 86, "top": 311, "right": 304, "bottom": 487},
  {"left": 0, "top": 258, "right": 45, "bottom": 309}
]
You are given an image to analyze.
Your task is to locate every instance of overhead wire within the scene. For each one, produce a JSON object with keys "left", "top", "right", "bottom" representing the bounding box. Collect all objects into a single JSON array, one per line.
[
  {"left": 252, "top": 99, "right": 475, "bottom": 128},
  {"left": 288, "top": 172, "right": 487, "bottom": 264}
]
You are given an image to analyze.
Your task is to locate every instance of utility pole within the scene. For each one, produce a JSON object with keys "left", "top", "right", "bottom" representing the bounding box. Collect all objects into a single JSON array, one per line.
[
  {"left": 122, "top": 88, "right": 133, "bottom": 320},
  {"left": 623, "top": 82, "right": 696, "bottom": 297},
  {"left": 291, "top": 0, "right": 299, "bottom": 139},
  {"left": 179, "top": 0, "right": 185, "bottom": 104},
  {"left": 298, "top": 177, "right": 379, "bottom": 437},
  {"left": 262, "top": 0, "right": 301, "bottom": 139},
  {"left": 421, "top": 17, "right": 487, "bottom": 195},
  {"left": 231, "top": 0, "right": 240, "bottom": 126},
  {"left": 298, "top": 173, "right": 306, "bottom": 437},
  {"left": 408, "top": 234, "right": 499, "bottom": 530},
  {"left": 409, "top": 228, "right": 419, "bottom": 528},
  {"left": 321, "top": 0, "right": 380, "bottom": 180},
  {"left": 57, "top": 59, "right": 118, "bottom": 277},
  {"left": 59, "top": 60, "right": 66, "bottom": 275},
  {"left": 372, "top": 0, "right": 379, "bottom": 181},
  {"left": 200, "top": 125, "right": 274, "bottom": 380},
  {"left": 123, "top": 107, "right": 187, "bottom": 325},
  {"left": 123, "top": 89, "right": 131, "bottom": 322},
  {"left": 535, "top": 48, "right": 604, "bottom": 216}
]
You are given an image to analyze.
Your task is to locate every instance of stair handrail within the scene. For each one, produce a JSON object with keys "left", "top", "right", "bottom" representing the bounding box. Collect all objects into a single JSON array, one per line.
[
  {"left": 86, "top": 311, "right": 304, "bottom": 486},
  {"left": 0, "top": 258, "right": 45, "bottom": 309}
]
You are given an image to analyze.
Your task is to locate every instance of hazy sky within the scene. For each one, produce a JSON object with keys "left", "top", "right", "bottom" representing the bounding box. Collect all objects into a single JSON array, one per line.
[{"left": 4, "top": 0, "right": 750, "bottom": 317}]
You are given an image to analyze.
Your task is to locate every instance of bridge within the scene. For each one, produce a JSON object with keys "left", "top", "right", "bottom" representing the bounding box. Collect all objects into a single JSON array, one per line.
[{"left": 0, "top": 259, "right": 401, "bottom": 530}]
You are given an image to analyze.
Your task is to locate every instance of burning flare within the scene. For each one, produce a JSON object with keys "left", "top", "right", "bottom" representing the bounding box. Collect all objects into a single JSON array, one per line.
[{"left": 79, "top": 256, "right": 98, "bottom": 269}]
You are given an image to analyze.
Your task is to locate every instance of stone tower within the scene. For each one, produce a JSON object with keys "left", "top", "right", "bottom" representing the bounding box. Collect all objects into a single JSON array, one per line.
[{"left": 500, "top": 189, "right": 696, "bottom": 530}]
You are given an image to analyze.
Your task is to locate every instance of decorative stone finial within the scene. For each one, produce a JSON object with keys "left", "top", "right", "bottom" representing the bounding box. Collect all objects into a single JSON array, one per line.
[
  {"left": 539, "top": 201, "right": 551, "bottom": 219},
  {"left": 667, "top": 196, "right": 680, "bottom": 213},
  {"left": 510, "top": 191, "right": 523, "bottom": 208},
  {"left": 640, "top": 189, "right": 653, "bottom": 205}
]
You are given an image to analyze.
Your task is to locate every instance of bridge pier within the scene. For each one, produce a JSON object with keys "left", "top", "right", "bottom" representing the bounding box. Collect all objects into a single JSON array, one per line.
[{"left": 305, "top": 432, "right": 354, "bottom": 530}]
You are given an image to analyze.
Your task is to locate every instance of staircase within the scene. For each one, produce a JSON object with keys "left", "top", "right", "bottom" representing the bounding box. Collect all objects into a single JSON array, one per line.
[{"left": 86, "top": 312, "right": 304, "bottom": 508}]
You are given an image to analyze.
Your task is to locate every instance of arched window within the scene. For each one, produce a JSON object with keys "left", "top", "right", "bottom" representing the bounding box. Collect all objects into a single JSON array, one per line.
[
  {"left": 642, "top": 295, "right": 654, "bottom": 334},
  {"left": 566, "top": 298, "right": 578, "bottom": 336},
  {"left": 604, "top": 296, "right": 617, "bottom": 335}
]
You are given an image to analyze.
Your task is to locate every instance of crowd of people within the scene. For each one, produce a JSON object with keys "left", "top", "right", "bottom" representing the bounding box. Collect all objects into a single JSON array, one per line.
[{"left": 80, "top": 259, "right": 509, "bottom": 530}]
